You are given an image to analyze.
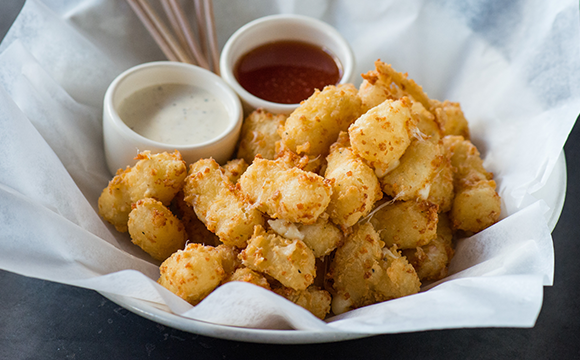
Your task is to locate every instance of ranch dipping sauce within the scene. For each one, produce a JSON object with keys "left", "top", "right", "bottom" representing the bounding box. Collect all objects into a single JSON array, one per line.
[{"left": 118, "top": 83, "right": 229, "bottom": 145}]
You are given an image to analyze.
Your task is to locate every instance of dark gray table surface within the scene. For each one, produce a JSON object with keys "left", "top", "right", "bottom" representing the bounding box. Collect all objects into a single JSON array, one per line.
[{"left": 2, "top": 2, "right": 579, "bottom": 359}]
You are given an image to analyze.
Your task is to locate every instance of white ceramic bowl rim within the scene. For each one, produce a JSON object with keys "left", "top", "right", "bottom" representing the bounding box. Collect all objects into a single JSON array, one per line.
[
  {"left": 219, "top": 14, "right": 355, "bottom": 114},
  {"left": 105, "top": 61, "right": 242, "bottom": 150}
]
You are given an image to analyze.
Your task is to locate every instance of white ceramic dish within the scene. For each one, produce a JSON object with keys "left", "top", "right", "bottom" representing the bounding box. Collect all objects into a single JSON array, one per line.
[
  {"left": 219, "top": 14, "right": 355, "bottom": 115},
  {"left": 103, "top": 61, "right": 243, "bottom": 175},
  {"left": 100, "top": 151, "right": 567, "bottom": 344}
]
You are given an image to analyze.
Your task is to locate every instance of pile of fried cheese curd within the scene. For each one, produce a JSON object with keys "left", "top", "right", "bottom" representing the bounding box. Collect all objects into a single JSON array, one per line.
[{"left": 98, "top": 60, "right": 501, "bottom": 319}]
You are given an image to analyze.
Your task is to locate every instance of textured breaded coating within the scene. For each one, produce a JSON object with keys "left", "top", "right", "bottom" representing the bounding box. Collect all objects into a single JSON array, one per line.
[
  {"left": 127, "top": 198, "right": 187, "bottom": 261},
  {"left": 380, "top": 138, "right": 443, "bottom": 201},
  {"left": 97, "top": 169, "right": 132, "bottom": 232},
  {"left": 432, "top": 100, "right": 470, "bottom": 139},
  {"left": 124, "top": 151, "right": 187, "bottom": 205},
  {"left": 222, "top": 158, "right": 249, "bottom": 184},
  {"left": 443, "top": 136, "right": 500, "bottom": 233},
  {"left": 451, "top": 181, "right": 501, "bottom": 233},
  {"left": 279, "top": 84, "right": 362, "bottom": 157},
  {"left": 443, "top": 135, "right": 492, "bottom": 186},
  {"left": 215, "top": 244, "right": 242, "bottom": 275},
  {"left": 173, "top": 191, "right": 220, "bottom": 246},
  {"left": 273, "top": 285, "right": 332, "bottom": 319},
  {"left": 183, "top": 158, "right": 264, "bottom": 248},
  {"left": 368, "top": 200, "right": 438, "bottom": 249},
  {"left": 329, "top": 222, "right": 420, "bottom": 315},
  {"left": 427, "top": 149, "right": 455, "bottom": 213},
  {"left": 411, "top": 101, "right": 442, "bottom": 141},
  {"left": 222, "top": 267, "right": 271, "bottom": 290},
  {"left": 98, "top": 151, "right": 187, "bottom": 232},
  {"left": 358, "top": 60, "right": 433, "bottom": 112},
  {"left": 403, "top": 212, "right": 455, "bottom": 281},
  {"left": 268, "top": 216, "right": 343, "bottom": 258},
  {"left": 348, "top": 98, "right": 418, "bottom": 177},
  {"left": 297, "top": 216, "right": 343, "bottom": 258},
  {"left": 325, "top": 132, "right": 383, "bottom": 228},
  {"left": 236, "top": 109, "right": 287, "bottom": 164},
  {"left": 238, "top": 156, "right": 332, "bottom": 224},
  {"left": 158, "top": 243, "right": 227, "bottom": 305},
  {"left": 239, "top": 226, "right": 316, "bottom": 291}
]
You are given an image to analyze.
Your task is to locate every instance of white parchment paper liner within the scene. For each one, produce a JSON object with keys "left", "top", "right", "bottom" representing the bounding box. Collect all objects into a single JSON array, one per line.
[{"left": 0, "top": 0, "right": 579, "bottom": 333}]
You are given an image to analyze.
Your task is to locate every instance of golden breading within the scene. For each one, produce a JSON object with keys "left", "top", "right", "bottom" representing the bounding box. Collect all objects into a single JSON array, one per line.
[
  {"left": 221, "top": 267, "right": 271, "bottom": 290},
  {"left": 329, "top": 222, "right": 420, "bottom": 315},
  {"left": 272, "top": 285, "right": 332, "bottom": 320},
  {"left": 98, "top": 150, "right": 187, "bottom": 232},
  {"left": 267, "top": 216, "right": 343, "bottom": 258},
  {"left": 236, "top": 109, "right": 287, "bottom": 164},
  {"left": 279, "top": 84, "right": 362, "bottom": 157},
  {"left": 173, "top": 192, "right": 220, "bottom": 246},
  {"left": 380, "top": 138, "right": 444, "bottom": 201},
  {"left": 324, "top": 132, "right": 383, "bottom": 228},
  {"left": 97, "top": 169, "right": 132, "bottom": 232},
  {"left": 403, "top": 212, "right": 455, "bottom": 281},
  {"left": 443, "top": 136, "right": 501, "bottom": 233},
  {"left": 222, "top": 158, "right": 249, "bottom": 184},
  {"left": 127, "top": 198, "right": 187, "bottom": 261},
  {"left": 348, "top": 97, "right": 418, "bottom": 177},
  {"left": 238, "top": 156, "right": 332, "bottom": 224},
  {"left": 443, "top": 135, "right": 492, "bottom": 187},
  {"left": 124, "top": 151, "right": 187, "bottom": 205},
  {"left": 432, "top": 100, "right": 470, "bottom": 139},
  {"left": 297, "top": 216, "right": 343, "bottom": 259},
  {"left": 239, "top": 226, "right": 316, "bottom": 291},
  {"left": 427, "top": 150, "right": 455, "bottom": 213},
  {"left": 451, "top": 181, "right": 501, "bottom": 233},
  {"left": 368, "top": 200, "right": 438, "bottom": 249},
  {"left": 183, "top": 158, "right": 265, "bottom": 248},
  {"left": 158, "top": 243, "right": 228, "bottom": 305},
  {"left": 358, "top": 60, "right": 433, "bottom": 112},
  {"left": 411, "top": 101, "right": 442, "bottom": 141},
  {"left": 215, "top": 244, "right": 242, "bottom": 275}
]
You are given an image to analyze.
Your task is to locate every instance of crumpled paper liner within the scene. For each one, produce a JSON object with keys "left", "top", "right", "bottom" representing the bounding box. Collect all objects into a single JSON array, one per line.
[{"left": 0, "top": 0, "right": 579, "bottom": 333}]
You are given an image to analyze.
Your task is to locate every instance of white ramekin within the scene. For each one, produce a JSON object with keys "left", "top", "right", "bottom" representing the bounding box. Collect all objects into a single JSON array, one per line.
[
  {"left": 103, "top": 61, "right": 243, "bottom": 175},
  {"left": 219, "top": 14, "right": 355, "bottom": 115}
]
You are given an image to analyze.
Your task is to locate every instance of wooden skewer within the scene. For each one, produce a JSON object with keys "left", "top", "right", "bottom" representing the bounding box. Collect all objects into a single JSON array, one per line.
[
  {"left": 168, "top": 0, "right": 211, "bottom": 70},
  {"left": 160, "top": 0, "right": 192, "bottom": 59},
  {"left": 126, "top": 0, "right": 178, "bottom": 62},
  {"left": 136, "top": 0, "right": 194, "bottom": 64},
  {"left": 127, "top": 0, "right": 220, "bottom": 74},
  {"left": 193, "top": 0, "right": 209, "bottom": 60},
  {"left": 203, "top": 0, "right": 220, "bottom": 75}
]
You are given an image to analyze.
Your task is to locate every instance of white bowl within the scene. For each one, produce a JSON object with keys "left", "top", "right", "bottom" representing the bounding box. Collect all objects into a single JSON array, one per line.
[
  {"left": 103, "top": 61, "right": 243, "bottom": 175},
  {"left": 219, "top": 14, "right": 355, "bottom": 115}
]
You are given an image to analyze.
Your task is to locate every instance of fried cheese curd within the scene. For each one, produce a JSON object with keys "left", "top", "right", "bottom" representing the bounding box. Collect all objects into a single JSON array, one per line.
[
  {"left": 236, "top": 109, "right": 287, "bottom": 164},
  {"left": 368, "top": 199, "right": 439, "bottom": 249},
  {"left": 324, "top": 132, "right": 383, "bottom": 228},
  {"left": 238, "top": 155, "right": 332, "bottom": 224},
  {"left": 240, "top": 225, "right": 316, "bottom": 291},
  {"left": 272, "top": 285, "right": 332, "bottom": 320},
  {"left": 98, "top": 150, "right": 187, "bottom": 232},
  {"left": 329, "top": 222, "right": 421, "bottom": 315},
  {"left": 183, "top": 158, "right": 264, "bottom": 248},
  {"left": 278, "top": 84, "right": 362, "bottom": 158},
  {"left": 402, "top": 212, "right": 455, "bottom": 282},
  {"left": 127, "top": 198, "right": 187, "bottom": 261},
  {"left": 348, "top": 97, "right": 419, "bottom": 177},
  {"left": 443, "top": 135, "right": 501, "bottom": 233},
  {"left": 380, "top": 137, "right": 444, "bottom": 201},
  {"left": 267, "top": 216, "right": 343, "bottom": 258},
  {"left": 158, "top": 243, "right": 237, "bottom": 305}
]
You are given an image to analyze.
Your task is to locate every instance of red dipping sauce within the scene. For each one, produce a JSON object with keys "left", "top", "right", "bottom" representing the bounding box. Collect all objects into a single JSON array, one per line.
[{"left": 234, "top": 40, "right": 343, "bottom": 104}]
